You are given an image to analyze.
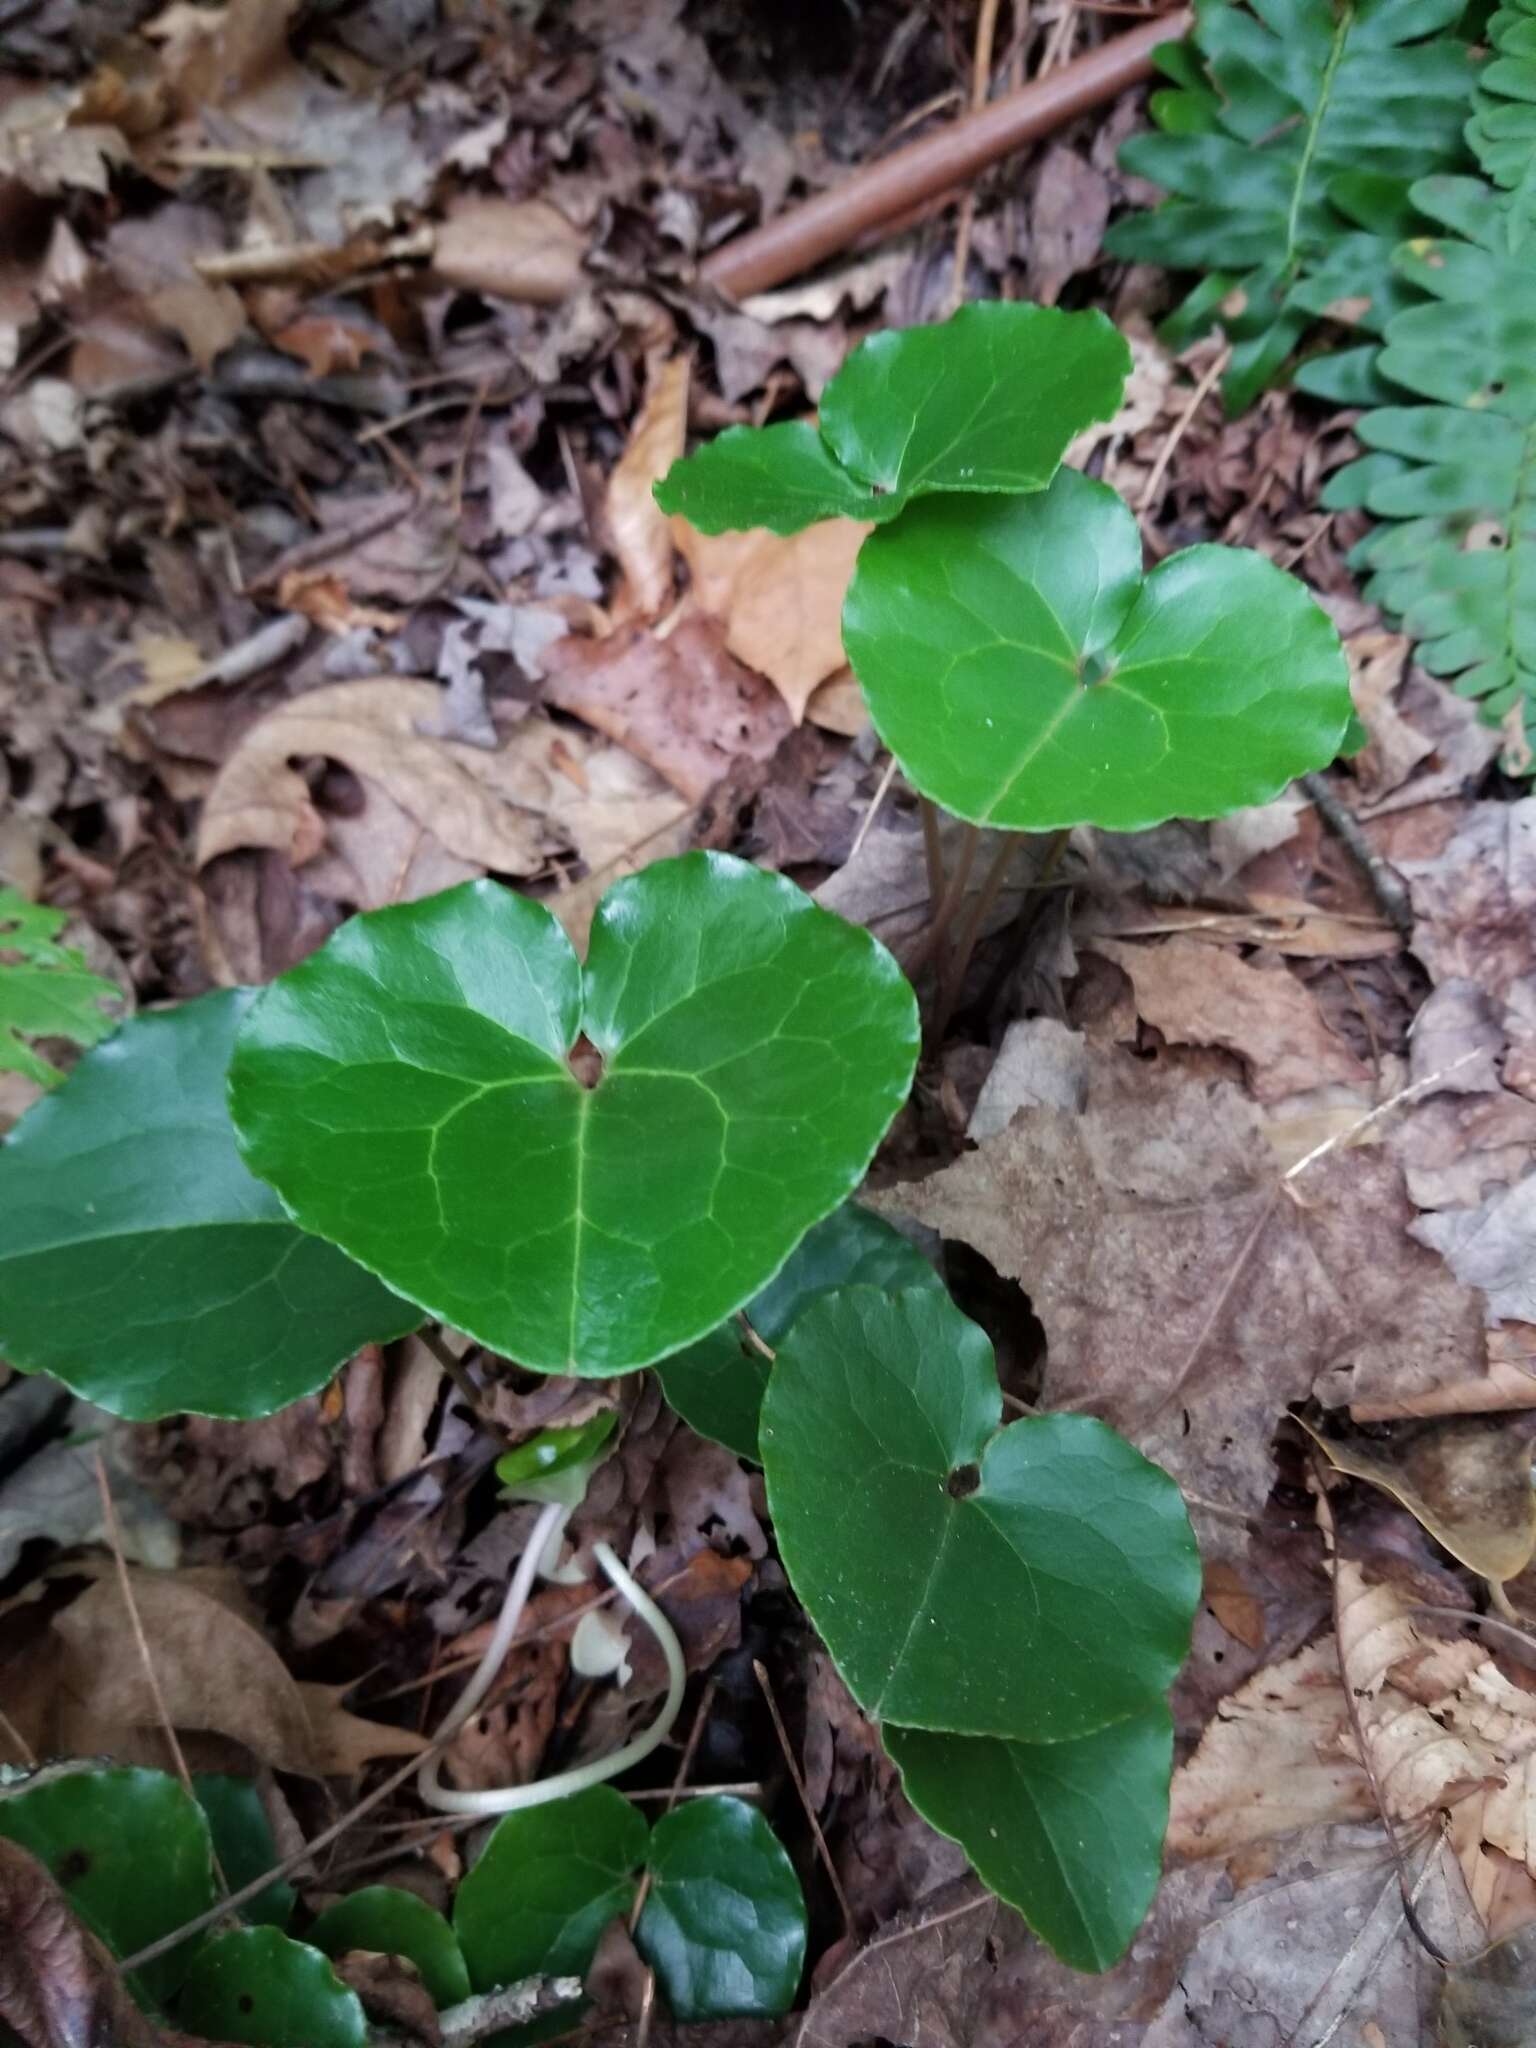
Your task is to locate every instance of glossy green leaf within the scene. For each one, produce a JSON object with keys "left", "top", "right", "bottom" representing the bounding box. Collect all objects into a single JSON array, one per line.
[
  {"left": 230, "top": 856, "right": 918, "bottom": 1377},
  {"left": 843, "top": 467, "right": 1351, "bottom": 833},
  {"left": 0, "top": 1763, "right": 216, "bottom": 2006},
  {"left": 0, "top": 991, "right": 420, "bottom": 1420},
  {"left": 176, "top": 1927, "right": 368, "bottom": 2048},
  {"left": 655, "top": 1203, "right": 940, "bottom": 1461},
  {"left": 760, "top": 1287, "right": 1199, "bottom": 1744},
  {"left": 887, "top": 1705, "right": 1174, "bottom": 1973},
  {"left": 453, "top": 1786, "right": 646, "bottom": 1991},
  {"left": 817, "top": 303, "right": 1128, "bottom": 504},
  {"left": 653, "top": 304, "right": 1130, "bottom": 536},
  {"left": 637, "top": 1797, "right": 807, "bottom": 2022},
  {"left": 652, "top": 420, "right": 899, "bottom": 534},
  {"left": 496, "top": 1410, "right": 617, "bottom": 1492},
  {"left": 1106, "top": 0, "right": 1476, "bottom": 410},
  {"left": 0, "top": 886, "right": 121, "bottom": 1087},
  {"left": 192, "top": 1774, "right": 293, "bottom": 1931},
  {"left": 308, "top": 1886, "right": 471, "bottom": 2008}
]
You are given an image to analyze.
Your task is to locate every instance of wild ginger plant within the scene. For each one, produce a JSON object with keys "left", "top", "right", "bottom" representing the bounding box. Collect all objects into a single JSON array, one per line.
[{"left": 0, "top": 301, "right": 1356, "bottom": 2003}]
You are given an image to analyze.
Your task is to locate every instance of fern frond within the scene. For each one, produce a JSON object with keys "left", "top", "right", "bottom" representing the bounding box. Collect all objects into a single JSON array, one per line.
[{"left": 1107, "top": 0, "right": 1478, "bottom": 412}]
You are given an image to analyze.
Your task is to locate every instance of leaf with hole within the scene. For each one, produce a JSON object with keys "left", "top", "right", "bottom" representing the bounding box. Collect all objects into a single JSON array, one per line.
[
  {"left": 638, "top": 1796, "right": 807, "bottom": 2021},
  {"left": 308, "top": 1886, "right": 471, "bottom": 2008},
  {"left": 760, "top": 1286, "right": 1200, "bottom": 1742},
  {"left": 0, "top": 1763, "right": 216, "bottom": 2007},
  {"left": 653, "top": 303, "right": 1130, "bottom": 535},
  {"left": 0, "top": 886, "right": 122, "bottom": 1087},
  {"left": 886, "top": 1704, "right": 1174, "bottom": 1972},
  {"left": 654, "top": 1202, "right": 940, "bottom": 1460},
  {"left": 176, "top": 1926, "right": 368, "bottom": 2048},
  {"left": 0, "top": 991, "right": 421, "bottom": 1420},
  {"left": 842, "top": 466, "right": 1351, "bottom": 832},
  {"left": 230, "top": 855, "right": 918, "bottom": 1376},
  {"left": 192, "top": 1774, "right": 293, "bottom": 1931},
  {"left": 453, "top": 1786, "right": 646, "bottom": 1993}
]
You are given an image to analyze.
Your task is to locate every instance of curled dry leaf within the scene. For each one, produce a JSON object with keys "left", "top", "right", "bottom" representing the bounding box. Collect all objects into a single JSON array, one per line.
[
  {"left": 608, "top": 356, "right": 689, "bottom": 618},
  {"left": 674, "top": 512, "right": 869, "bottom": 724},
  {"left": 543, "top": 616, "right": 791, "bottom": 803},
  {"left": 1299, "top": 1415, "right": 1536, "bottom": 1584},
  {"left": 195, "top": 679, "right": 688, "bottom": 886},
  {"left": 431, "top": 197, "right": 587, "bottom": 305},
  {"left": 1171, "top": 1560, "right": 1536, "bottom": 1946},
  {"left": 1088, "top": 936, "right": 1371, "bottom": 1102}
]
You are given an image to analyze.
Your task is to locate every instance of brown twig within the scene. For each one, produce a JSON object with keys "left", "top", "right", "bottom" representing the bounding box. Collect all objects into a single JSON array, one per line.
[
  {"left": 92, "top": 1459, "right": 200, "bottom": 1814},
  {"left": 419, "top": 1327, "right": 510, "bottom": 1446},
  {"left": 701, "top": 13, "right": 1188, "bottom": 298},
  {"left": 247, "top": 492, "right": 421, "bottom": 596},
  {"left": 949, "top": 0, "right": 1006, "bottom": 306},
  {"left": 1300, "top": 770, "right": 1415, "bottom": 937},
  {"left": 753, "top": 1659, "right": 853, "bottom": 1936},
  {"left": 1137, "top": 344, "right": 1230, "bottom": 514}
]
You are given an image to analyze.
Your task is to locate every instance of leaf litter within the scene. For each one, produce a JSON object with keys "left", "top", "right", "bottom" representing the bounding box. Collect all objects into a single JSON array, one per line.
[{"left": 3, "top": 0, "right": 1536, "bottom": 2039}]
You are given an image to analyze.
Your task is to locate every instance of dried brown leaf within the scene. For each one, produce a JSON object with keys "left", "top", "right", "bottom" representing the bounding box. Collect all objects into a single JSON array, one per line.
[
  {"left": 608, "top": 356, "right": 688, "bottom": 617},
  {"left": 795, "top": 1883, "right": 1003, "bottom": 2048},
  {"left": 432, "top": 197, "right": 587, "bottom": 305},
  {"left": 673, "top": 515, "right": 868, "bottom": 724}
]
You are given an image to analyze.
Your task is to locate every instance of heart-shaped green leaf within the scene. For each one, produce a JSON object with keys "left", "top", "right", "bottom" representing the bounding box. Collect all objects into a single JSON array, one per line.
[
  {"left": 655, "top": 1203, "right": 940, "bottom": 1461},
  {"left": 230, "top": 856, "right": 918, "bottom": 1377},
  {"left": 760, "top": 1286, "right": 1199, "bottom": 1743},
  {"left": 653, "top": 304, "right": 1131, "bottom": 536},
  {"left": 192, "top": 1774, "right": 293, "bottom": 1931},
  {"left": 0, "top": 1763, "right": 216, "bottom": 2007},
  {"left": 176, "top": 1927, "right": 368, "bottom": 2048},
  {"left": 638, "top": 1797, "right": 807, "bottom": 2022},
  {"left": 0, "top": 991, "right": 420, "bottom": 1420},
  {"left": 843, "top": 466, "right": 1352, "bottom": 832},
  {"left": 886, "top": 1705, "right": 1174, "bottom": 1973},
  {"left": 453, "top": 1786, "right": 646, "bottom": 1993},
  {"left": 308, "top": 1886, "right": 470, "bottom": 2008}
]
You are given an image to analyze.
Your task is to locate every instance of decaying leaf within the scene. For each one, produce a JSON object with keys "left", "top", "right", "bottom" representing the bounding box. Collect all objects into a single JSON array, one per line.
[
  {"left": 195, "top": 679, "right": 688, "bottom": 887},
  {"left": 608, "top": 355, "right": 689, "bottom": 617},
  {"left": 673, "top": 513, "right": 868, "bottom": 723},
  {"left": 795, "top": 1883, "right": 1004, "bottom": 2048},
  {"left": 544, "top": 617, "right": 791, "bottom": 803},
  {"left": 431, "top": 197, "right": 587, "bottom": 305},
  {"left": 1, "top": 1564, "right": 422, "bottom": 1777},
  {"left": 1301, "top": 1415, "right": 1536, "bottom": 1583},
  {"left": 1088, "top": 936, "right": 1371, "bottom": 1101},
  {"left": 877, "top": 1055, "right": 1487, "bottom": 1512}
]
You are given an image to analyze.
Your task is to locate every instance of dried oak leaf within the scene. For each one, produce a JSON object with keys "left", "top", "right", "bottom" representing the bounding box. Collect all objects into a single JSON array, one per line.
[
  {"left": 543, "top": 617, "right": 791, "bottom": 803},
  {"left": 876, "top": 1056, "right": 1486, "bottom": 1510},
  {"left": 1088, "top": 936, "right": 1371, "bottom": 1101},
  {"left": 196, "top": 679, "right": 687, "bottom": 884},
  {"left": 1400, "top": 797, "right": 1536, "bottom": 1003},
  {"left": 673, "top": 513, "right": 868, "bottom": 724}
]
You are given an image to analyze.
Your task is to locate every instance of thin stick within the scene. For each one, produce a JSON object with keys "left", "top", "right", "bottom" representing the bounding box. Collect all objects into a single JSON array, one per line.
[
  {"left": 949, "top": 0, "right": 1006, "bottom": 306},
  {"left": 93, "top": 1458, "right": 200, "bottom": 1816},
  {"left": 419, "top": 1328, "right": 510, "bottom": 1446},
  {"left": 1136, "top": 344, "right": 1230, "bottom": 514},
  {"left": 849, "top": 755, "right": 899, "bottom": 864},
  {"left": 753, "top": 1659, "right": 853, "bottom": 1935},
  {"left": 1281, "top": 1048, "right": 1482, "bottom": 1185},
  {"left": 0, "top": 1705, "right": 36, "bottom": 1768},
  {"left": 628, "top": 1678, "right": 719, "bottom": 1934},
  {"left": 1300, "top": 770, "right": 1415, "bottom": 936}
]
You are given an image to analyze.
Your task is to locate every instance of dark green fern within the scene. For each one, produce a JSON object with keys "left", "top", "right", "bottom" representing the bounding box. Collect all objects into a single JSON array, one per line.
[
  {"left": 1305, "top": 0, "right": 1536, "bottom": 757},
  {"left": 1105, "top": 0, "right": 1479, "bottom": 413}
]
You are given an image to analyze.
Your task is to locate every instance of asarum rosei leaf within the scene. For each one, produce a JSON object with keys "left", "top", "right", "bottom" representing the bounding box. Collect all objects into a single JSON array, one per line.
[
  {"left": 0, "top": 1763, "right": 217, "bottom": 2008},
  {"left": 653, "top": 303, "right": 1131, "bottom": 536},
  {"left": 759, "top": 1286, "right": 1200, "bottom": 1745},
  {"left": 886, "top": 1705, "right": 1175, "bottom": 1973},
  {"left": 229, "top": 855, "right": 918, "bottom": 1377},
  {"left": 637, "top": 1797, "right": 807, "bottom": 2022},
  {"left": 655, "top": 1202, "right": 940, "bottom": 1461},
  {"left": 176, "top": 1926, "right": 368, "bottom": 2048},
  {"left": 842, "top": 466, "right": 1353, "bottom": 832},
  {"left": 454, "top": 1790, "right": 807, "bottom": 2022},
  {"left": 308, "top": 1886, "right": 470, "bottom": 2008},
  {"left": 192, "top": 1773, "right": 294, "bottom": 1932},
  {"left": 0, "top": 991, "right": 421, "bottom": 1421},
  {"left": 453, "top": 1786, "right": 646, "bottom": 1993}
]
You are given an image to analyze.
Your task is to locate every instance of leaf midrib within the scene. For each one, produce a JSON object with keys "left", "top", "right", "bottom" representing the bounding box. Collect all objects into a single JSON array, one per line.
[{"left": 1282, "top": 0, "right": 1355, "bottom": 275}]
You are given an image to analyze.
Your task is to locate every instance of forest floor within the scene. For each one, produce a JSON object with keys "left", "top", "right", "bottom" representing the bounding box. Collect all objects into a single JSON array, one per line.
[{"left": 3, "top": 1, "right": 1535, "bottom": 2042}]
